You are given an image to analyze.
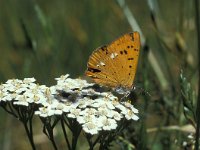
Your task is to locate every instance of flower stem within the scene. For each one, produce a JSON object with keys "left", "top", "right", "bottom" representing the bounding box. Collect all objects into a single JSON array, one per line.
[
  {"left": 22, "top": 122, "right": 36, "bottom": 150},
  {"left": 61, "top": 118, "right": 71, "bottom": 150},
  {"left": 20, "top": 108, "right": 35, "bottom": 150},
  {"left": 42, "top": 117, "right": 58, "bottom": 150},
  {"left": 71, "top": 121, "right": 81, "bottom": 150}
]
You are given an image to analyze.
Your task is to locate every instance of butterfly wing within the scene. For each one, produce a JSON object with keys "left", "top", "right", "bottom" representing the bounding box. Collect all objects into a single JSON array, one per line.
[
  {"left": 85, "top": 32, "right": 140, "bottom": 89},
  {"left": 86, "top": 45, "right": 119, "bottom": 87}
]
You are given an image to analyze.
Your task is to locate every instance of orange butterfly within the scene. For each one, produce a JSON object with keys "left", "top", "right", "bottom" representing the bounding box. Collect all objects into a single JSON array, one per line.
[{"left": 85, "top": 32, "right": 140, "bottom": 94}]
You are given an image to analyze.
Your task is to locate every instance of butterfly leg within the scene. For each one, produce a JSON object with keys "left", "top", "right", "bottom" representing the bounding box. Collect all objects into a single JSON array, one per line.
[{"left": 120, "top": 91, "right": 131, "bottom": 101}]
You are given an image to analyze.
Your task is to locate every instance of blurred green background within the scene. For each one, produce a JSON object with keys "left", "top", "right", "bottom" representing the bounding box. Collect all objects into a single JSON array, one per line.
[{"left": 0, "top": 0, "right": 198, "bottom": 149}]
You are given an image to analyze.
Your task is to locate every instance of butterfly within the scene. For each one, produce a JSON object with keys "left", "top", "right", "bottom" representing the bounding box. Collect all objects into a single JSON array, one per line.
[{"left": 85, "top": 32, "right": 140, "bottom": 95}]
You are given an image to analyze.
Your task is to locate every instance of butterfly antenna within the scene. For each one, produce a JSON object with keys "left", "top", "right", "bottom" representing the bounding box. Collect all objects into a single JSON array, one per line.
[{"left": 132, "top": 86, "right": 151, "bottom": 97}]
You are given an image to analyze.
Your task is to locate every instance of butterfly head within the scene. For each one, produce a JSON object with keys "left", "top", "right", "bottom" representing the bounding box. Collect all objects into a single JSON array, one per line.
[{"left": 114, "top": 86, "right": 131, "bottom": 95}]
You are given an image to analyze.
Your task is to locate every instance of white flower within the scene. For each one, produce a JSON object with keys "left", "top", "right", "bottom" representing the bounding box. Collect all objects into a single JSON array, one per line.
[
  {"left": 111, "top": 99, "right": 120, "bottom": 106},
  {"left": 80, "top": 108, "right": 97, "bottom": 116},
  {"left": 125, "top": 109, "right": 139, "bottom": 121},
  {"left": 82, "top": 122, "right": 100, "bottom": 135},
  {"left": 104, "top": 100, "right": 115, "bottom": 110},
  {"left": 91, "top": 98, "right": 115, "bottom": 110},
  {"left": 81, "top": 89, "right": 99, "bottom": 96},
  {"left": 77, "top": 97, "right": 93, "bottom": 108},
  {"left": 50, "top": 101, "right": 65, "bottom": 115},
  {"left": 37, "top": 85, "right": 48, "bottom": 91},
  {"left": 35, "top": 106, "right": 54, "bottom": 117},
  {"left": 43, "top": 88, "right": 57, "bottom": 104},
  {"left": 96, "top": 107, "right": 109, "bottom": 116},
  {"left": 49, "top": 86, "right": 57, "bottom": 95},
  {"left": 23, "top": 78, "right": 36, "bottom": 84},
  {"left": 15, "top": 86, "right": 28, "bottom": 94},
  {"left": 35, "top": 100, "right": 65, "bottom": 117},
  {"left": 14, "top": 95, "right": 29, "bottom": 106},
  {"left": 21, "top": 88, "right": 48, "bottom": 105},
  {"left": 54, "top": 109, "right": 63, "bottom": 115},
  {"left": 62, "top": 101, "right": 79, "bottom": 113},
  {"left": 65, "top": 78, "right": 93, "bottom": 89},
  {"left": 0, "top": 84, "right": 5, "bottom": 90},
  {"left": 14, "top": 100, "right": 29, "bottom": 106},
  {"left": 62, "top": 105, "right": 73, "bottom": 113},
  {"left": 55, "top": 75, "right": 93, "bottom": 90},
  {"left": 0, "top": 75, "right": 140, "bottom": 135},
  {"left": 6, "top": 79, "right": 23, "bottom": 85},
  {"left": 67, "top": 108, "right": 81, "bottom": 118},
  {"left": 115, "top": 103, "right": 127, "bottom": 114},
  {"left": 33, "top": 94, "right": 48, "bottom": 106},
  {"left": 0, "top": 91, "right": 8, "bottom": 101},
  {"left": 123, "top": 101, "right": 139, "bottom": 113},
  {"left": 23, "top": 90, "right": 34, "bottom": 99},
  {"left": 55, "top": 74, "right": 70, "bottom": 81},
  {"left": 99, "top": 108, "right": 122, "bottom": 120},
  {"left": 112, "top": 111, "right": 122, "bottom": 121},
  {"left": 99, "top": 116, "right": 117, "bottom": 130},
  {"left": 77, "top": 115, "right": 96, "bottom": 124},
  {"left": 104, "top": 93, "right": 118, "bottom": 101},
  {"left": 3, "top": 84, "right": 16, "bottom": 92},
  {"left": 2, "top": 93, "right": 17, "bottom": 101},
  {"left": 91, "top": 98, "right": 107, "bottom": 108}
]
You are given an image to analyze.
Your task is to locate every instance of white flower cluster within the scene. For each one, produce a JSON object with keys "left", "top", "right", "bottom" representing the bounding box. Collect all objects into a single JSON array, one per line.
[
  {"left": 0, "top": 74, "right": 139, "bottom": 135},
  {"left": 0, "top": 78, "right": 54, "bottom": 106}
]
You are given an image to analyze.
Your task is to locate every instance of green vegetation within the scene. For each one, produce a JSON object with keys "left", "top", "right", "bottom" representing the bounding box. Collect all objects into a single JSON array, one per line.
[{"left": 0, "top": 0, "right": 199, "bottom": 149}]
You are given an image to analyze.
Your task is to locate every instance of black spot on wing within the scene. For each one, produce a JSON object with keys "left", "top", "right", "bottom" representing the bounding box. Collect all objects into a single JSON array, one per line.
[
  {"left": 87, "top": 67, "right": 101, "bottom": 73},
  {"left": 124, "top": 50, "right": 127, "bottom": 54},
  {"left": 134, "top": 48, "right": 139, "bottom": 51},
  {"left": 101, "top": 45, "right": 109, "bottom": 54},
  {"left": 129, "top": 33, "right": 134, "bottom": 41},
  {"left": 101, "top": 45, "right": 107, "bottom": 51},
  {"left": 128, "top": 58, "right": 134, "bottom": 60}
]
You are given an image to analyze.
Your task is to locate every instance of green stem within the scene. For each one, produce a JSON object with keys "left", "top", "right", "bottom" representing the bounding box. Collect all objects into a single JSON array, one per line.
[
  {"left": 22, "top": 121, "right": 36, "bottom": 150},
  {"left": 49, "top": 129, "right": 58, "bottom": 150},
  {"left": 61, "top": 119, "right": 71, "bottom": 150},
  {"left": 71, "top": 121, "right": 81, "bottom": 150},
  {"left": 13, "top": 105, "right": 36, "bottom": 150},
  {"left": 92, "top": 135, "right": 101, "bottom": 148},
  {"left": 194, "top": 0, "right": 200, "bottom": 149},
  {"left": 41, "top": 117, "right": 58, "bottom": 150},
  {"left": 1, "top": 103, "right": 18, "bottom": 118},
  {"left": 45, "top": 123, "right": 58, "bottom": 150}
]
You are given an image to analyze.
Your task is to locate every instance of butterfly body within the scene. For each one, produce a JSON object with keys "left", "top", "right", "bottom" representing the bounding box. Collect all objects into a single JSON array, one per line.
[{"left": 86, "top": 32, "right": 140, "bottom": 93}]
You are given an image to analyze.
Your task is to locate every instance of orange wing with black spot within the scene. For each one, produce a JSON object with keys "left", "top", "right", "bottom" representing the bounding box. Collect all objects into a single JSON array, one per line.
[{"left": 85, "top": 32, "right": 140, "bottom": 89}]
